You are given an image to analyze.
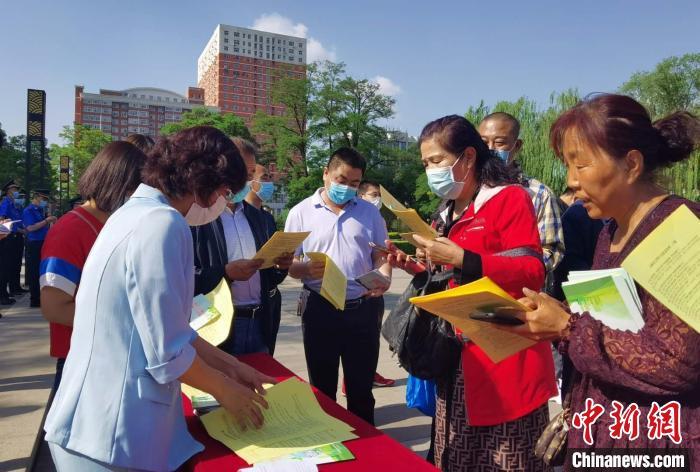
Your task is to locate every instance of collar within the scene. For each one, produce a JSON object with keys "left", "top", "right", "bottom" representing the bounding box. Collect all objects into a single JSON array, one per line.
[
  {"left": 131, "top": 183, "right": 171, "bottom": 205},
  {"left": 473, "top": 184, "right": 510, "bottom": 213},
  {"left": 311, "top": 187, "right": 358, "bottom": 208}
]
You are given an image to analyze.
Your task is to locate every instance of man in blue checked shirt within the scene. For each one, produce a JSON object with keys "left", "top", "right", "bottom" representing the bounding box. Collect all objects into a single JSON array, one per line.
[{"left": 22, "top": 189, "right": 56, "bottom": 307}]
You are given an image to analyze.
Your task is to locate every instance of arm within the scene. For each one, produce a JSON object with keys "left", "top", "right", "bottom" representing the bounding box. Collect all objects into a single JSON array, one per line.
[
  {"left": 25, "top": 216, "right": 55, "bottom": 233},
  {"left": 40, "top": 287, "right": 74, "bottom": 326},
  {"left": 283, "top": 206, "right": 324, "bottom": 280},
  {"left": 563, "top": 304, "right": 700, "bottom": 396},
  {"left": 477, "top": 189, "right": 545, "bottom": 294}
]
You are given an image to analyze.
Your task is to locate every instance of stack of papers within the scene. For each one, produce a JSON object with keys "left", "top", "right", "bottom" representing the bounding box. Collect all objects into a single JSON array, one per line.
[
  {"left": 200, "top": 377, "right": 357, "bottom": 464},
  {"left": 562, "top": 269, "right": 644, "bottom": 332},
  {"left": 409, "top": 277, "right": 535, "bottom": 363}
]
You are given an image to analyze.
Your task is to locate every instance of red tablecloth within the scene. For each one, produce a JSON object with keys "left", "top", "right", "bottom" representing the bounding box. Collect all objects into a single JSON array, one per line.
[{"left": 183, "top": 353, "right": 437, "bottom": 471}]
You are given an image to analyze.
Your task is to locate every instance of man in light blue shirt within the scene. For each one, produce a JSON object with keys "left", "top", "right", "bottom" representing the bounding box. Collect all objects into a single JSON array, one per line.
[{"left": 284, "top": 147, "right": 391, "bottom": 425}]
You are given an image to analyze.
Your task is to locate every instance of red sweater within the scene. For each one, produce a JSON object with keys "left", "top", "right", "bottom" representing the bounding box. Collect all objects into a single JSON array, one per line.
[{"left": 446, "top": 185, "right": 557, "bottom": 425}]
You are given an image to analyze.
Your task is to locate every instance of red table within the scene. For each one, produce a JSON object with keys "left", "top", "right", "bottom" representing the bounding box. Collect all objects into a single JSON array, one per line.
[{"left": 183, "top": 353, "right": 437, "bottom": 471}]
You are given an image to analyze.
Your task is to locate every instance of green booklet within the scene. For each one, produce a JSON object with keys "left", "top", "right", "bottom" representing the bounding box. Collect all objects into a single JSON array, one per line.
[
  {"left": 562, "top": 269, "right": 644, "bottom": 332},
  {"left": 240, "top": 442, "right": 355, "bottom": 470}
]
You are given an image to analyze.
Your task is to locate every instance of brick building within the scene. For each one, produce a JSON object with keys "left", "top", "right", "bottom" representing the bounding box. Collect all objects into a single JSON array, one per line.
[
  {"left": 74, "top": 86, "right": 216, "bottom": 140},
  {"left": 197, "top": 24, "right": 307, "bottom": 125}
]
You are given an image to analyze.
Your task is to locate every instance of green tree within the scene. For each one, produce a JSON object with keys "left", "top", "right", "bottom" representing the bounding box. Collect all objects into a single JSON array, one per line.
[
  {"left": 620, "top": 53, "right": 700, "bottom": 200},
  {"left": 48, "top": 124, "right": 112, "bottom": 197},
  {"left": 253, "top": 68, "right": 313, "bottom": 176},
  {"left": 160, "top": 107, "right": 252, "bottom": 140},
  {"left": 308, "top": 61, "right": 347, "bottom": 153}
]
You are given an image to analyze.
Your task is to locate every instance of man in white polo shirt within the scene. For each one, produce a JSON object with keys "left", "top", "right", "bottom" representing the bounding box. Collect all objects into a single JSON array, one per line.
[{"left": 285, "top": 147, "right": 391, "bottom": 425}]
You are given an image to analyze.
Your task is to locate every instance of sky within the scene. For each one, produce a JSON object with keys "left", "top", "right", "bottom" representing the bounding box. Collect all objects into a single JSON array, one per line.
[{"left": 0, "top": 0, "right": 698, "bottom": 145}]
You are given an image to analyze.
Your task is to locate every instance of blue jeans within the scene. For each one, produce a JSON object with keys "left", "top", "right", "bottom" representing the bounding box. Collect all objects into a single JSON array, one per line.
[{"left": 228, "top": 316, "right": 269, "bottom": 356}]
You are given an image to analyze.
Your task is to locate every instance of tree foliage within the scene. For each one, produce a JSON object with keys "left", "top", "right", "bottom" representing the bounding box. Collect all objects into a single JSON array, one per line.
[
  {"left": 161, "top": 107, "right": 253, "bottom": 141},
  {"left": 48, "top": 124, "right": 112, "bottom": 197}
]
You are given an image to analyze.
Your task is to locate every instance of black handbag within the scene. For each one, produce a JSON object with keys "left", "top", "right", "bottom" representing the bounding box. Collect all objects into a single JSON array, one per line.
[{"left": 381, "top": 268, "right": 462, "bottom": 383}]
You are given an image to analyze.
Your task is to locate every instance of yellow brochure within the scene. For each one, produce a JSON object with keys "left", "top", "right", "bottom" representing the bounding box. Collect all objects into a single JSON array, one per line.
[
  {"left": 253, "top": 231, "right": 311, "bottom": 269},
  {"left": 379, "top": 185, "right": 407, "bottom": 211},
  {"left": 306, "top": 252, "right": 347, "bottom": 310},
  {"left": 410, "top": 276, "right": 535, "bottom": 363},
  {"left": 622, "top": 204, "right": 700, "bottom": 333},
  {"left": 196, "top": 278, "right": 235, "bottom": 346}
]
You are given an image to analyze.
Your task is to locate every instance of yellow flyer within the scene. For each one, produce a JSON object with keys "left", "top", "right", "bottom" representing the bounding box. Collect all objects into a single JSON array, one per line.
[
  {"left": 306, "top": 252, "right": 347, "bottom": 310},
  {"left": 621, "top": 204, "right": 700, "bottom": 333}
]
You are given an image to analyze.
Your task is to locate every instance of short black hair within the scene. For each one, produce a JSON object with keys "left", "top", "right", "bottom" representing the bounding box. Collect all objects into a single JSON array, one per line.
[
  {"left": 358, "top": 180, "right": 380, "bottom": 195},
  {"left": 482, "top": 112, "right": 521, "bottom": 138},
  {"left": 327, "top": 147, "right": 367, "bottom": 175}
]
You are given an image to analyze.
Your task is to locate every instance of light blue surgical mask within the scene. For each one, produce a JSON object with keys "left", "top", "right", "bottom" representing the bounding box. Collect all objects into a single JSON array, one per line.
[
  {"left": 12, "top": 191, "right": 19, "bottom": 199},
  {"left": 425, "top": 154, "right": 465, "bottom": 200},
  {"left": 39, "top": 200, "right": 48, "bottom": 209},
  {"left": 228, "top": 182, "right": 251, "bottom": 204},
  {"left": 327, "top": 182, "right": 357, "bottom": 205},
  {"left": 254, "top": 181, "right": 275, "bottom": 202},
  {"left": 14, "top": 198, "right": 25, "bottom": 207},
  {"left": 491, "top": 149, "right": 510, "bottom": 163}
]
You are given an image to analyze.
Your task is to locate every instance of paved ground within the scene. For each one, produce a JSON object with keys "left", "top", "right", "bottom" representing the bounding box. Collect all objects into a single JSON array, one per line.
[{"left": 0, "top": 270, "right": 560, "bottom": 471}]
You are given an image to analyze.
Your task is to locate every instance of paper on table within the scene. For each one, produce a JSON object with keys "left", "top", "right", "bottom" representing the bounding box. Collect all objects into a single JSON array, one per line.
[
  {"left": 306, "top": 252, "right": 347, "bottom": 310},
  {"left": 240, "top": 459, "right": 318, "bottom": 472},
  {"left": 200, "top": 378, "right": 356, "bottom": 464},
  {"left": 182, "top": 383, "right": 219, "bottom": 409},
  {"left": 196, "top": 278, "right": 235, "bottom": 346},
  {"left": 253, "top": 231, "right": 311, "bottom": 269},
  {"left": 390, "top": 209, "right": 437, "bottom": 239},
  {"left": 379, "top": 185, "right": 407, "bottom": 211},
  {"left": 239, "top": 442, "right": 354, "bottom": 471},
  {"left": 622, "top": 204, "right": 700, "bottom": 333},
  {"left": 410, "top": 277, "right": 535, "bottom": 363}
]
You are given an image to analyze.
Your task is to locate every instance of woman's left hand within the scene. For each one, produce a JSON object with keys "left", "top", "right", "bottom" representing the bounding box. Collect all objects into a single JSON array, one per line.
[
  {"left": 412, "top": 235, "right": 464, "bottom": 267},
  {"left": 494, "top": 288, "right": 571, "bottom": 342},
  {"left": 225, "top": 359, "right": 278, "bottom": 395}
]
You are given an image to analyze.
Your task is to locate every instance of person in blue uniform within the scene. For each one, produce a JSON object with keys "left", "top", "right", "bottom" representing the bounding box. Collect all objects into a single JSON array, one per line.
[
  {"left": 22, "top": 189, "right": 56, "bottom": 307},
  {"left": 0, "top": 179, "right": 27, "bottom": 305}
]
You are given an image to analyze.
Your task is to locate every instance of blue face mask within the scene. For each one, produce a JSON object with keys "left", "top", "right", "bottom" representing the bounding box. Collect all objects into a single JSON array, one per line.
[
  {"left": 254, "top": 181, "right": 275, "bottom": 202},
  {"left": 39, "top": 200, "right": 48, "bottom": 209},
  {"left": 327, "top": 182, "right": 357, "bottom": 205},
  {"left": 12, "top": 191, "right": 19, "bottom": 199},
  {"left": 425, "top": 154, "right": 465, "bottom": 200},
  {"left": 491, "top": 149, "right": 510, "bottom": 163},
  {"left": 228, "top": 182, "right": 251, "bottom": 204},
  {"left": 14, "top": 198, "right": 25, "bottom": 207}
]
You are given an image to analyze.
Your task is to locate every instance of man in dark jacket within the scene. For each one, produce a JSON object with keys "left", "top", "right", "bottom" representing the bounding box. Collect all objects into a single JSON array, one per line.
[{"left": 191, "top": 138, "right": 293, "bottom": 356}]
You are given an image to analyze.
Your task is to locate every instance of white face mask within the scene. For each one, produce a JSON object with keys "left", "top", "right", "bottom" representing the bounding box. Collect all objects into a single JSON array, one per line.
[
  {"left": 370, "top": 197, "right": 382, "bottom": 209},
  {"left": 185, "top": 195, "right": 227, "bottom": 226}
]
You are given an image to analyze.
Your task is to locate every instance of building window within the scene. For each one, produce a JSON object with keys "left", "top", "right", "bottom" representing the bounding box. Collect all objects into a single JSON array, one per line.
[
  {"left": 234, "top": 32, "right": 239, "bottom": 37},
  {"left": 224, "top": 30, "right": 229, "bottom": 35},
  {"left": 234, "top": 47, "right": 239, "bottom": 52},
  {"left": 298, "top": 58, "right": 302, "bottom": 63},
  {"left": 298, "top": 42, "right": 303, "bottom": 47},
  {"left": 224, "top": 46, "right": 229, "bottom": 51},
  {"left": 224, "top": 38, "right": 229, "bottom": 43}
]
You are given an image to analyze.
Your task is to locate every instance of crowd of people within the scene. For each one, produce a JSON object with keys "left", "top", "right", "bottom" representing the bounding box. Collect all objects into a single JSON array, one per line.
[{"left": 0, "top": 92, "right": 698, "bottom": 472}]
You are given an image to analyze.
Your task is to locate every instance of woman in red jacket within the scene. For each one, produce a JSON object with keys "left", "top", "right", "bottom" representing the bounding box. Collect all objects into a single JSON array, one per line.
[{"left": 389, "top": 115, "right": 557, "bottom": 471}]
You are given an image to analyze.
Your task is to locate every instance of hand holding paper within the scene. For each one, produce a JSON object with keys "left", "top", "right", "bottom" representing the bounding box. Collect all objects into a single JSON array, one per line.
[
  {"left": 306, "top": 253, "right": 346, "bottom": 310},
  {"left": 192, "top": 278, "right": 235, "bottom": 346},
  {"left": 253, "top": 231, "right": 311, "bottom": 269}
]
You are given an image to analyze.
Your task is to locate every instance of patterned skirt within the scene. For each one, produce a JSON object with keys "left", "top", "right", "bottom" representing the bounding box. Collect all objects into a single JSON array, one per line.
[{"left": 433, "top": 360, "right": 551, "bottom": 472}]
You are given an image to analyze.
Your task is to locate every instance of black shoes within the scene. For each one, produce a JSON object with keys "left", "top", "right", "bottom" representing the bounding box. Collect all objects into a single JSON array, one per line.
[{"left": 1, "top": 297, "right": 16, "bottom": 306}]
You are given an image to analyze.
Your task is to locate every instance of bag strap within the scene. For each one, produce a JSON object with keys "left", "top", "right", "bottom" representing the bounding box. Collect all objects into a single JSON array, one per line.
[
  {"left": 493, "top": 246, "right": 542, "bottom": 261},
  {"left": 70, "top": 209, "right": 99, "bottom": 237}
]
